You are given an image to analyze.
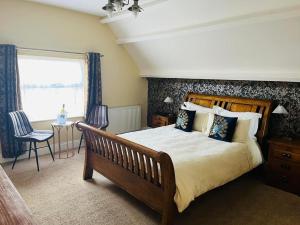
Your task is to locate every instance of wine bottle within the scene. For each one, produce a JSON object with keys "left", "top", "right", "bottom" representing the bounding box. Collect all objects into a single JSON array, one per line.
[
  {"left": 60, "top": 104, "right": 66, "bottom": 114},
  {"left": 57, "top": 104, "right": 67, "bottom": 124}
]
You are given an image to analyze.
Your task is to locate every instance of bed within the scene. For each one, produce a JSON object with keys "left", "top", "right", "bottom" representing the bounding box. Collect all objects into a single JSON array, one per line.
[
  {"left": 0, "top": 166, "right": 35, "bottom": 225},
  {"left": 76, "top": 93, "right": 272, "bottom": 225}
]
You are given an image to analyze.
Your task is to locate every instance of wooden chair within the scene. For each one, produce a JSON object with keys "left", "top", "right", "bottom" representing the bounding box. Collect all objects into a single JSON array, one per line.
[
  {"left": 8, "top": 111, "right": 54, "bottom": 171},
  {"left": 78, "top": 105, "right": 109, "bottom": 153}
]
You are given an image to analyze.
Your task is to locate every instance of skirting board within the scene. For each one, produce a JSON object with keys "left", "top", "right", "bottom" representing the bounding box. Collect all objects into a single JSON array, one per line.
[{"left": 0, "top": 139, "right": 84, "bottom": 164}]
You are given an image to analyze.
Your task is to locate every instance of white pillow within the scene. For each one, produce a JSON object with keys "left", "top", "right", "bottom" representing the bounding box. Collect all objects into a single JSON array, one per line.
[
  {"left": 182, "top": 102, "right": 214, "bottom": 133},
  {"left": 232, "top": 119, "right": 251, "bottom": 143},
  {"left": 193, "top": 113, "right": 209, "bottom": 132},
  {"left": 205, "top": 113, "right": 215, "bottom": 135},
  {"left": 183, "top": 102, "right": 213, "bottom": 113},
  {"left": 212, "top": 106, "right": 262, "bottom": 140}
]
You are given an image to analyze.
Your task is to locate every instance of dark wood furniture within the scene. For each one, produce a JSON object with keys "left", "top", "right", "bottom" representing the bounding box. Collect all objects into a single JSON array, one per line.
[
  {"left": 8, "top": 111, "right": 54, "bottom": 172},
  {"left": 151, "top": 114, "right": 176, "bottom": 128},
  {"left": 266, "top": 138, "right": 300, "bottom": 195},
  {"left": 78, "top": 105, "right": 109, "bottom": 153},
  {"left": 76, "top": 93, "right": 272, "bottom": 225},
  {"left": 0, "top": 166, "right": 35, "bottom": 225}
]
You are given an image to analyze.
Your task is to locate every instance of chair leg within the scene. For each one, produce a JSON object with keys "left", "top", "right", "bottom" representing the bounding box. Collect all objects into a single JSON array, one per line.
[
  {"left": 28, "top": 142, "right": 32, "bottom": 159},
  {"left": 12, "top": 155, "right": 18, "bottom": 169},
  {"left": 12, "top": 141, "right": 21, "bottom": 169},
  {"left": 78, "top": 133, "right": 83, "bottom": 154},
  {"left": 47, "top": 140, "right": 55, "bottom": 161},
  {"left": 33, "top": 142, "right": 40, "bottom": 172}
]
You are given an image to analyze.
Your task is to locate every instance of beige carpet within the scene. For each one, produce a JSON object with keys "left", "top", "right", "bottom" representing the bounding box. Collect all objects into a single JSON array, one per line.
[{"left": 2, "top": 151, "right": 300, "bottom": 225}]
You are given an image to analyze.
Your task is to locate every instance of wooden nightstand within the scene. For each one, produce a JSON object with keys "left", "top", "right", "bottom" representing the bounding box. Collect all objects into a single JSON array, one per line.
[
  {"left": 266, "top": 138, "right": 300, "bottom": 195},
  {"left": 151, "top": 114, "right": 176, "bottom": 128}
]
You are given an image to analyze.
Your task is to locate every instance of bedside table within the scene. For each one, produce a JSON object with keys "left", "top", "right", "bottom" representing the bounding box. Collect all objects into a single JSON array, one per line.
[
  {"left": 151, "top": 114, "right": 176, "bottom": 128},
  {"left": 266, "top": 138, "right": 300, "bottom": 195}
]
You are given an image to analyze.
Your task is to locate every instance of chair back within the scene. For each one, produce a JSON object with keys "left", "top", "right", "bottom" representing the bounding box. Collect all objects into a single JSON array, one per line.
[
  {"left": 86, "top": 105, "right": 109, "bottom": 129},
  {"left": 8, "top": 111, "right": 33, "bottom": 137}
]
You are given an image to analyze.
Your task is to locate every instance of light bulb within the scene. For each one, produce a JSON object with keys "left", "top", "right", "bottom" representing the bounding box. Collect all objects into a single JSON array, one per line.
[
  {"left": 115, "top": 1, "right": 123, "bottom": 11},
  {"left": 132, "top": 10, "right": 139, "bottom": 18},
  {"left": 107, "top": 9, "right": 113, "bottom": 17}
]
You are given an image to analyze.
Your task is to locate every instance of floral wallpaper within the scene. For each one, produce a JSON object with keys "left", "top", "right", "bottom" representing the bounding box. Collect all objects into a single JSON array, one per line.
[{"left": 148, "top": 78, "right": 300, "bottom": 138}]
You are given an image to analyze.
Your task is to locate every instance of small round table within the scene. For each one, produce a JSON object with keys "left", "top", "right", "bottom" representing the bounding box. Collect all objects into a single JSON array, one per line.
[{"left": 51, "top": 121, "right": 75, "bottom": 159}]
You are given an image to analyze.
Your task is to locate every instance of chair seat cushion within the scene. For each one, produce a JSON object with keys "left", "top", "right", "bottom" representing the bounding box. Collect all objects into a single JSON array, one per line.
[{"left": 18, "top": 130, "right": 53, "bottom": 142}]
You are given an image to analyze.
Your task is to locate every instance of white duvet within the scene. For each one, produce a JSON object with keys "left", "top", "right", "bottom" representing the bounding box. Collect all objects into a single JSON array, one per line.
[{"left": 119, "top": 125, "right": 263, "bottom": 212}]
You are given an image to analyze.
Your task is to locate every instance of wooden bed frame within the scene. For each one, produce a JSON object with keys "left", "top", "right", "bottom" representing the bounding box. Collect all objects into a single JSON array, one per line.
[{"left": 76, "top": 93, "right": 272, "bottom": 225}]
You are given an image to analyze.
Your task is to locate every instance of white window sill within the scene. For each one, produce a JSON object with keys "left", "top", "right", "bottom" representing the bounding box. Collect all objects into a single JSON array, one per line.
[{"left": 30, "top": 116, "right": 85, "bottom": 124}]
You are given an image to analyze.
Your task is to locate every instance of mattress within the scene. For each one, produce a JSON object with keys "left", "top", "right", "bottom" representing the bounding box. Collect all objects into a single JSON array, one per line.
[{"left": 119, "top": 125, "right": 263, "bottom": 212}]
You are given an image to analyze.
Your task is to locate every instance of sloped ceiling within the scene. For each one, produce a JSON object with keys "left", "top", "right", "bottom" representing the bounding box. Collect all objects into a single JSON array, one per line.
[{"left": 27, "top": 0, "right": 300, "bottom": 81}]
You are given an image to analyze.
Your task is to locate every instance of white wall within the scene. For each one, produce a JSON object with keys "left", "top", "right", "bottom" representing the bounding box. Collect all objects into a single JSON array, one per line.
[
  {"left": 105, "top": 0, "right": 300, "bottom": 82},
  {"left": 0, "top": 0, "right": 148, "bottom": 162}
]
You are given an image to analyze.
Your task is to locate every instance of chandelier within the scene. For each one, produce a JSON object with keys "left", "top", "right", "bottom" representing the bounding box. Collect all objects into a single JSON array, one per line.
[{"left": 102, "top": 0, "right": 143, "bottom": 17}]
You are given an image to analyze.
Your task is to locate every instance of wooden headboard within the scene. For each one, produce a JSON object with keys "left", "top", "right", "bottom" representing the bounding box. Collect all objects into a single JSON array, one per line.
[{"left": 185, "top": 93, "right": 272, "bottom": 145}]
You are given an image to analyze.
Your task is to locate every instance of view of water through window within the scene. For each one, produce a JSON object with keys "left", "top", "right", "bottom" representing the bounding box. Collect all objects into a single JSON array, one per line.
[{"left": 18, "top": 55, "right": 85, "bottom": 121}]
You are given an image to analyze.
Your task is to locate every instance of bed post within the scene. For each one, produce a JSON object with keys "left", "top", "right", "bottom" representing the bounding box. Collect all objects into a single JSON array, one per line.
[
  {"left": 162, "top": 203, "right": 176, "bottom": 225},
  {"left": 160, "top": 153, "right": 177, "bottom": 225},
  {"left": 82, "top": 130, "right": 93, "bottom": 180}
]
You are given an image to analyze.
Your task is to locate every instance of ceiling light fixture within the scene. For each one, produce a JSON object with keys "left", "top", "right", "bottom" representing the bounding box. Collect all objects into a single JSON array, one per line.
[
  {"left": 114, "top": 0, "right": 127, "bottom": 11},
  {"left": 128, "top": 0, "right": 143, "bottom": 18},
  {"left": 102, "top": 0, "right": 143, "bottom": 17},
  {"left": 102, "top": 0, "right": 116, "bottom": 17}
]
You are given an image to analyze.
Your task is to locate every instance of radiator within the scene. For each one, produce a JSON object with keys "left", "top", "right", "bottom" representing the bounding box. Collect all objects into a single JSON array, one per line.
[{"left": 107, "top": 105, "right": 141, "bottom": 134}]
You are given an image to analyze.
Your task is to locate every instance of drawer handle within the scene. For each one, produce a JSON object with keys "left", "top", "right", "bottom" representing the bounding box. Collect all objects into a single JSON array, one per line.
[
  {"left": 279, "top": 176, "right": 289, "bottom": 184},
  {"left": 280, "top": 153, "right": 292, "bottom": 159},
  {"left": 280, "top": 164, "right": 291, "bottom": 170}
]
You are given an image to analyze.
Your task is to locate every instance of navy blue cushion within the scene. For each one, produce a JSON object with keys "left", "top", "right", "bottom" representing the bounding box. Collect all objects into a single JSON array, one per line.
[
  {"left": 175, "top": 109, "right": 196, "bottom": 132},
  {"left": 209, "top": 114, "right": 238, "bottom": 142}
]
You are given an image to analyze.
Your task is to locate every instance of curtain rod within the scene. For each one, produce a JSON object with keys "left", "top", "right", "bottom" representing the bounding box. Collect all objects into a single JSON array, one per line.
[{"left": 17, "top": 47, "right": 104, "bottom": 57}]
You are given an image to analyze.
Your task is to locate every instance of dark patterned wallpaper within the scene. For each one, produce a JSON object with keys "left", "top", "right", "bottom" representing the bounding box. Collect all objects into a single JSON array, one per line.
[{"left": 148, "top": 78, "right": 300, "bottom": 138}]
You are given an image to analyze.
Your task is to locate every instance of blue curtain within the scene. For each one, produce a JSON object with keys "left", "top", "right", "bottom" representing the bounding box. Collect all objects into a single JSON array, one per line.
[
  {"left": 0, "top": 45, "right": 24, "bottom": 158},
  {"left": 86, "top": 53, "right": 102, "bottom": 117}
]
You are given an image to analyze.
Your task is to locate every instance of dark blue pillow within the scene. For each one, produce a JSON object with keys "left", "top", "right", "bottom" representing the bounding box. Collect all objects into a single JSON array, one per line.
[
  {"left": 208, "top": 114, "right": 238, "bottom": 142},
  {"left": 175, "top": 109, "right": 196, "bottom": 132}
]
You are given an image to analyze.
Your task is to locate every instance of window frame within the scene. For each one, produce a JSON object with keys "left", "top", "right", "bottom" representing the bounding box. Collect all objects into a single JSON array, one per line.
[{"left": 17, "top": 53, "right": 88, "bottom": 122}]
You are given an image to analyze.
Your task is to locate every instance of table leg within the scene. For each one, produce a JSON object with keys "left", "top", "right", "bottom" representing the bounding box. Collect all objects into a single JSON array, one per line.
[
  {"left": 58, "top": 128, "right": 61, "bottom": 159},
  {"left": 66, "top": 126, "right": 69, "bottom": 158},
  {"left": 52, "top": 125, "right": 56, "bottom": 155},
  {"left": 71, "top": 124, "right": 74, "bottom": 150}
]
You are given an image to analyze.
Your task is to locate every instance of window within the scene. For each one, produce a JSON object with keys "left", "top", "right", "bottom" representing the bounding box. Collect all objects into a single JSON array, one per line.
[{"left": 18, "top": 55, "right": 86, "bottom": 122}]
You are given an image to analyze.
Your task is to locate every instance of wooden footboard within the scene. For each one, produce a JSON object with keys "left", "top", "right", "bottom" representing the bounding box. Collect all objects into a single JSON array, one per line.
[
  {"left": 76, "top": 122, "right": 177, "bottom": 225},
  {"left": 0, "top": 166, "right": 35, "bottom": 225}
]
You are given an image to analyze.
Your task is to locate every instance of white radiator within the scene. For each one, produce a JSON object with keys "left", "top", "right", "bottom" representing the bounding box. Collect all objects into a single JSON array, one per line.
[{"left": 107, "top": 105, "right": 141, "bottom": 134}]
